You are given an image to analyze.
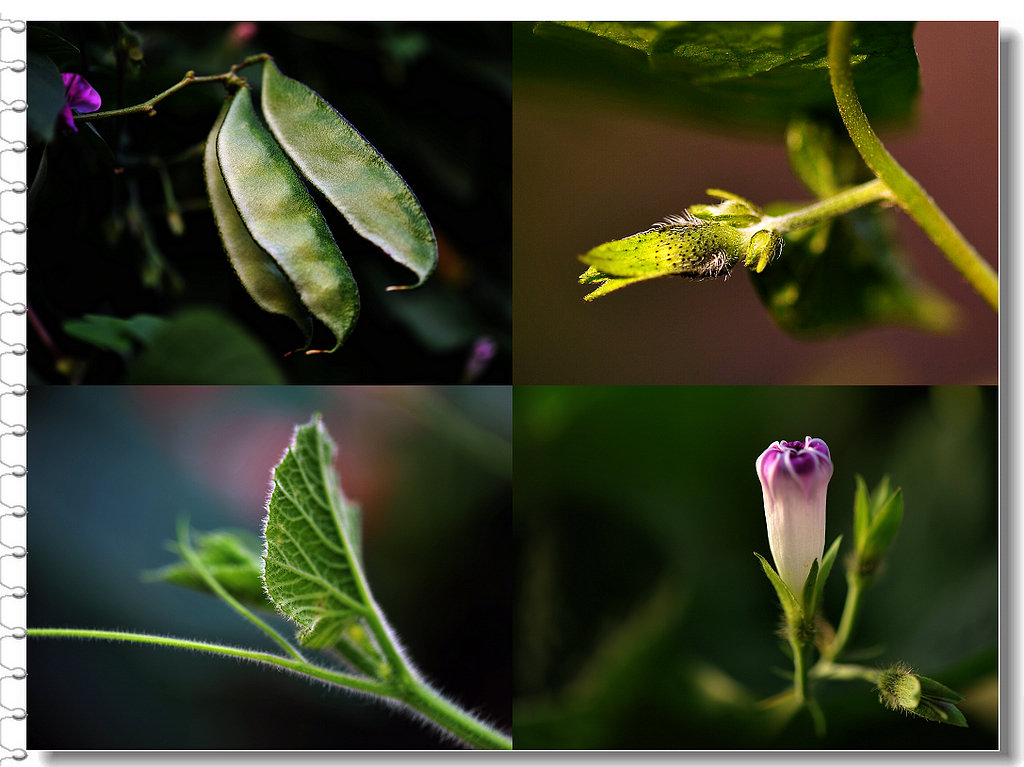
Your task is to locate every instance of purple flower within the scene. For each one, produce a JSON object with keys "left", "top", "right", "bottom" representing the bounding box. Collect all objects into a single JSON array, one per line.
[
  {"left": 756, "top": 437, "right": 833, "bottom": 596},
  {"left": 462, "top": 336, "right": 497, "bottom": 383},
  {"left": 59, "top": 73, "right": 102, "bottom": 133}
]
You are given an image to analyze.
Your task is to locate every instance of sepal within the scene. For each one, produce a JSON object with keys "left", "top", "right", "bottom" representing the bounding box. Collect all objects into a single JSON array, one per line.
[
  {"left": 852, "top": 475, "right": 903, "bottom": 576},
  {"left": 754, "top": 551, "right": 802, "bottom": 629},
  {"left": 877, "top": 664, "right": 968, "bottom": 727}
]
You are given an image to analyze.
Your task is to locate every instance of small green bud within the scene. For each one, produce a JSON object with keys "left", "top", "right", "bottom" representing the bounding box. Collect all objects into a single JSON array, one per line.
[
  {"left": 878, "top": 664, "right": 922, "bottom": 711},
  {"left": 877, "top": 663, "right": 968, "bottom": 727},
  {"left": 852, "top": 476, "right": 904, "bottom": 578},
  {"left": 744, "top": 230, "right": 784, "bottom": 273}
]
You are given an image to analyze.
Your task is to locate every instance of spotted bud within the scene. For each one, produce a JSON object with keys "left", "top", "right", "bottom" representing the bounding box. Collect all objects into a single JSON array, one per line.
[{"left": 578, "top": 214, "right": 745, "bottom": 301}]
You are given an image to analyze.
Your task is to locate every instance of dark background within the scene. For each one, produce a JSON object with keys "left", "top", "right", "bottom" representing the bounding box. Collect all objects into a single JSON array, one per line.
[
  {"left": 514, "top": 385, "right": 998, "bottom": 749},
  {"left": 514, "top": 22, "right": 998, "bottom": 384},
  {"left": 28, "top": 385, "right": 511, "bottom": 749},
  {"left": 27, "top": 22, "right": 511, "bottom": 384}
]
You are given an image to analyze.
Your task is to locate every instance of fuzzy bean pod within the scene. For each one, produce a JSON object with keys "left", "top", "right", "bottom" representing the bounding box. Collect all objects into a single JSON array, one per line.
[
  {"left": 261, "top": 60, "right": 437, "bottom": 290},
  {"left": 218, "top": 86, "right": 359, "bottom": 352},
  {"left": 204, "top": 95, "right": 313, "bottom": 350}
]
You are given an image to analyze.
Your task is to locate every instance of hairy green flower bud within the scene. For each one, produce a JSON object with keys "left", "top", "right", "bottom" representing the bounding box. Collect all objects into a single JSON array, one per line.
[
  {"left": 578, "top": 214, "right": 747, "bottom": 301},
  {"left": 878, "top": 664, "right": 922, "bottom": 711},
  {"left": 877, "top": 663, "right": 968, "bottom": 727}
]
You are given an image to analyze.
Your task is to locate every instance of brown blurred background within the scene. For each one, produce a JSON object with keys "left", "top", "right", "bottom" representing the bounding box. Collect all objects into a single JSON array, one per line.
[{"left": 513, "top": 22, "right": 998, "bottom": 384}]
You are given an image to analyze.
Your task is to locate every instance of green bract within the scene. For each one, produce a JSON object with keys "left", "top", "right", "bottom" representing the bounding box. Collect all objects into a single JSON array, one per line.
[
  {"left": 262, "top": 61, "right": 437, "bottom": 290},
  {"left": 216, "top": 86, "right": 359, "bottom": 352}
]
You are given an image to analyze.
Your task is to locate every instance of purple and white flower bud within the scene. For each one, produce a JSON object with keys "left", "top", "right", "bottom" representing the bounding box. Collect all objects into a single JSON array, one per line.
[{"left": 756, "top": 437, "right": 833, "bottom": 596}]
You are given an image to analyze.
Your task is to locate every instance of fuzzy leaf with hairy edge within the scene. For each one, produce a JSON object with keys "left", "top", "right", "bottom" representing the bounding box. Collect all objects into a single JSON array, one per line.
[{"left": 262, "top": 415, "right": 369, "bottom": 649}]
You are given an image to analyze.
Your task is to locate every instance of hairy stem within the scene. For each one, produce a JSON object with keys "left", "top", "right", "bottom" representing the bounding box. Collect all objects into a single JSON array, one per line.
[
  {"left": 398, "top": 679, "right": 513, "bottom": 750},
  {"left": 827, "top": 21, "right": 997, "bottom": 311},
  {"left": 28, "top": 628, "right": 388, "bottom": 696},
  {"left": 759, "top": 178, "right": 894, "bottom": 234},
  {"left": 29, "top": 628, "right": 511, "bottom": 749},
  {"left": 789, "top": 631, "right": 825, "bottom": 737},
  {"left": 75, "top": 53, "right": 271, "bottom": 124},
  {"left": 175, "top": 519, "right": 307, "bottom": 664}
]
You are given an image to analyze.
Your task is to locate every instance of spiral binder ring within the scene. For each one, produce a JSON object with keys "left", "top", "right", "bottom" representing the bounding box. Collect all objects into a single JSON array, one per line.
[{"left": 0, "top": 13, "right": 26, "bottom": 764}]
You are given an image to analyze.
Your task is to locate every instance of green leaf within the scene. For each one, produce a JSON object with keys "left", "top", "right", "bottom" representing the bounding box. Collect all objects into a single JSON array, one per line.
[
  {"left": 262, "top": 60, "right": 437, "bottom": 290},
  {"left": 63, "top": 313, "right": 168, "bottom": 355},
  {"left": 126, "top": 307, "right": 285, "bottom": 384},
  {"left": 25, "top": 52, "right": 66, "bottom": 142},
  {"left": 524, "top": 22, "right": 919, "bottom": 133},
  {"left": 786, "top": 116, "right": 862, "bottom": 200},
  {"left": 756, "top": 114, "right": 957, "bottom": 337},
  {"left": 809, "top": 535, "right": 842, "bottom": 619},
  {"left": 861, "top": 488, "right": 903, "bottom": 566},
  {"left": 217, "top": 86, "right": 359, "bottom": 352},
  {"left": 204, "top": 96, "right": 313, "bottom": 350},
  {"left": 754, "top": 552, "right": 802, "bottom": 627},
  {"left": 748, "top": 204, "right": 957, "bottom": 337},
  {"left": 917, "top": 675, "right": 966, "bottom": 704},
  {"left": 853, "top": 475, "right": 871, "bottom": 551},
  {"left": 870, "top": 475, "right": 893, "bottom": 510},
  {"left": 912, "top": 699, "right": 969, "bottom": 727},
  {"left": 800, "top": 558, "right": 819, "bottom": 617},
  {"left": 263, "top": 415, "right": 369, "bottom": 649},
  {"left": 27, "top": 25, "right": 81, "bottom": 70},
  {"left": 144, "top": 529, "right": 270, "bottom": 610}
]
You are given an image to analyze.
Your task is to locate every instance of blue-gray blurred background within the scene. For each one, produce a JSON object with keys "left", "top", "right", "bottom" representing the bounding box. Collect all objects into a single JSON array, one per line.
[
  {"left": 514, "top": 385, "right": 997, "bottom": 749},
  {"left": 28, "top": 385, "right": 511, "bottom": 749}
]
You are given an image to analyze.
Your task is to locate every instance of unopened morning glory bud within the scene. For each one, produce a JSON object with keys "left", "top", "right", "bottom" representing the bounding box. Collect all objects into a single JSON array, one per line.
[{"left": 756, "top": 437, "right": 832, "bottom": 596}]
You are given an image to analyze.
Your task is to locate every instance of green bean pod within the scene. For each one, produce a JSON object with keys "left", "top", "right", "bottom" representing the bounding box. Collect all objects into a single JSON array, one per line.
[
  {"left": 261, "top": 60, "right": 437, "bottom": 290},
  {"left": 217, "top": 86, "right": 359, "bottom": 352},
  {"left": 204, "top": 95, "right": 313, "bottom": 350}
]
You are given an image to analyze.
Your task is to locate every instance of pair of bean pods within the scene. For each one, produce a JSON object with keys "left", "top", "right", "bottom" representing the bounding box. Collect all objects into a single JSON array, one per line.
[{"left": 204, "top": 60, "right": 437, "bottom": 353}]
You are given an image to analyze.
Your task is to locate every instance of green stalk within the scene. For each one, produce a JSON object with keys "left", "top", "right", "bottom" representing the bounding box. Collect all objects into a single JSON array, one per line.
[
  {"left": 826, "top": 570, "right": 867, "bottom": 661},
  {"left": 28, "top": 628, "right": 388, "bottom": 696},
  {"left": 399, "top": 679, "right": 513, "bottom": 750},
  {"left": 75, "top": 54, "right": 271, "bottom": 124},
  {"left": 827, "top": 21, "right": 997, "bottom": 311},
  {"left": 174, "top": 519, "right": 307, "bottom": 664},
  {"left": 29, "top": 628, "right": 512, "bottom": 749},
  {"left": 788, "top": 631, "right": 825, "bottom": 737},
  {"left": 759, "top": 178, "right": 894, "bottom": 234}
]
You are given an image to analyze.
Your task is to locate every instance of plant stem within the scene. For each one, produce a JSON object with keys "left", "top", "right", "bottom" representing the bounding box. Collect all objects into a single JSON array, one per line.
[
  {"left": 827, "top": 21, "right": 998, "bottom": 311},
  {"left": 75, "top": 54, "right": 271, "bottom": 124},
  {"left": 28, "top": 628, "right": 388, "bottom": 696},
  {"left": 175, "top": 520, "right": 307, "bottom": 664},
  {"left": 789, "top": 633, "right": 812, "bottom": 704},
  {"left": 811, "top": 660, "right": 880, "bottom": 684},
  {"left": 29, "top": 628, "right": 512, "bottom": 749},
  {"left": 759, "top": 178, "right": 894, "bottom": 234},
  {"left": 789, "top": 632, "right": 825, "bottom": 737},
  {"left": 826, "top": 570, "right": 866, "bottom": 661},
  {"left": 398, "top": 679, "right": 513, "bottom": 750}
]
